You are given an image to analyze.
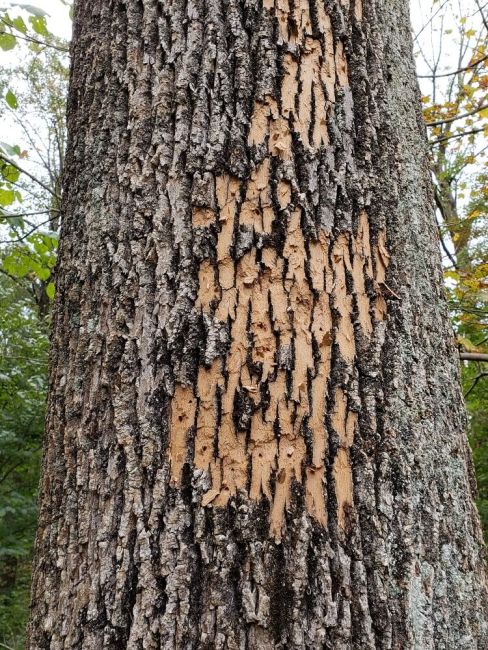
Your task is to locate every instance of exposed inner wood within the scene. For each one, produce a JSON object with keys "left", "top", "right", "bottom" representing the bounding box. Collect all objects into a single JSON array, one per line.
[
  {"left": 169, "top": 385, "right": 197, "bottom": 487},
  {"left": 168, "top": 0, "right": 391, "bottom": 540}
]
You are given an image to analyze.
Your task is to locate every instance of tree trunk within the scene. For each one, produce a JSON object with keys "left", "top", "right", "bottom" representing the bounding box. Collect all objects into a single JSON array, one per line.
[{"left": 28, "top": 0, "right": 487, "bottom": 648}]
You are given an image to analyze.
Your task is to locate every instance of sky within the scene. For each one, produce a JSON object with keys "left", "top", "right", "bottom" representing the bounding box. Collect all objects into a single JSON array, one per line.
[
  {"left": 1, "top": 0, "right": 480, "bottom": 80},
  {"left": 18, "top": 0, "right": 71, "bottom": 39}
]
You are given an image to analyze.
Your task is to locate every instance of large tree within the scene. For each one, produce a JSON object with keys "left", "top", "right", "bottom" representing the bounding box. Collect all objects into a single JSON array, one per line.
[{"left": 28, "top": 0, "right": 488, "bottom": 647}]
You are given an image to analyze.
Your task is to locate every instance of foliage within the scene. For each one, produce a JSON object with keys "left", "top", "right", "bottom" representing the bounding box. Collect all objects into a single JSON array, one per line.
[
  {"left": 0, "top": 269, "right": 48, "bottom": 649},
  {"left": 0, "top": 5, "right": 68, "bottom": 646},
  {"left": 465, "top": 358, "right": 488, "bottom": 538},
  {"left": 415, "top": 0, "right": 488, "bottom": 535},
  {"left": 0, "top": 8, "right": 68, "bottom": 313},
  {"left": 416, "top": 0, "right": 488, "bottom": 350}
]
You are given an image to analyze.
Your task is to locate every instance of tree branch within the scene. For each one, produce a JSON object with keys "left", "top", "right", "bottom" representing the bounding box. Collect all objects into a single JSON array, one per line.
[
  {"left": 430, "top": 127, "right": 486, "bottom": 145},
  {"left": 0, "top": 152, "right": 60, "bottom": 200},
  {"left": 0, "top": 218, "right": 52, "bottom": 244},
  {"left": 0, "top": 637, "right": 19, "bottom": 650},
  {"left": 433, "top": 190, "right": 459, "bottom": 269},
  {"left": 464, "top": 372, "right": 488, "bottom": 398},
  {"left": 1, "top": 209, "right": 59, "bottom": 219},
  {"left": 0, "top": 20, "right": 69, "bottom": 53},
  {"left": 460, "top": 353, "right": 488, "bottom": 362},
  {"left": 417, "top": 54, "right": 488, "bottom": 79},
  {"left": 474, "top": 0, "right": 488, "bottom": 32},
  {"left": 426, "top": 104, "right": 488, "bottom": 127}
]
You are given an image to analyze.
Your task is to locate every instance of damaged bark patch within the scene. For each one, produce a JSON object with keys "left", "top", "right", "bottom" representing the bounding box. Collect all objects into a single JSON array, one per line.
[
  {"left": 167, "top": 0, "right": 392, "bottom": 542},
  {"left": 30, "top": 0, "right": 488, "bottom": 646}
]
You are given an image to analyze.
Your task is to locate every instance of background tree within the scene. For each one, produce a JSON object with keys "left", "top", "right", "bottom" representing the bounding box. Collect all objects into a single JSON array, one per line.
[
  {"left": 0, "top": 272, "right": 48, "bottom": 648},
  {"left": 0, "top": 4, "right": 68, "bottom": 647},
  {"left": 414, "top": 0, "right": 488, "bottom": 536},
  {"left": 27, "top": 0, "right": 487, "bottom": 648}
]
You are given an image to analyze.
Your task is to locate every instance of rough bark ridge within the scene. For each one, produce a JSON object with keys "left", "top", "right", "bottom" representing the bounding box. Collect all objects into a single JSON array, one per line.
[{"left": 28, "top": 0, "right": 487, "bottom": 648}]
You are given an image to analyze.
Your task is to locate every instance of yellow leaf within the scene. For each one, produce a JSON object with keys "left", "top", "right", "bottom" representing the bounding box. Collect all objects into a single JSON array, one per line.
[
  {"left": 444, "top": 270, "right": 460, "bottom": 281},
  {"left": 457, "top": 336, "right": 480, "bottom": 352}
]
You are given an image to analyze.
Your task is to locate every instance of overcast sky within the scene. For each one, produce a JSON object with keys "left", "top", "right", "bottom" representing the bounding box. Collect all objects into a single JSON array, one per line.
[{"left": 2, "top": 0, "right": 480, "bottom": 84}]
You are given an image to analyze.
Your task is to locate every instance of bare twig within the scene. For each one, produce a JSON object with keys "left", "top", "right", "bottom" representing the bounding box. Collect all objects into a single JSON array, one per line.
[
  {"left": 434, "top": 192, "right": 459, "bottom": 269},
  {"left": 1, "top": 209, "right": 59, "bottom": 219},
  {"left": 460, "top": 353, "right": 488, "bottom": 362},
  {"left": 417, "top": 54, "right": 488, "bottom": 78},
  {"left": 413, "top": 0, "right": 451, "bottom": 44},
  {"left": 474, "top": 0, "right": 488, "bottom": 32},
  {"left": 0, "top": 218, "right": 52, "bottom": 244},
  {"left": 464, "top": 372, "right": 488, "bottom": 398},
  {"left": 0, "top": 642, "right": 14, "bottom": 650}
]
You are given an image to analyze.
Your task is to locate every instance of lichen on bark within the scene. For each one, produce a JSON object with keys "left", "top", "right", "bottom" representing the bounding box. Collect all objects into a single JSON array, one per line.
[{"left": 28, "top": 0, "right": 488, "bottom": 648}]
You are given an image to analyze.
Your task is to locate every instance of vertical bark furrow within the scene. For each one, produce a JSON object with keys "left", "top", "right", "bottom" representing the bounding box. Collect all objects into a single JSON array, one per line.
[
  {"left": 167, "top": 0, "right": 391, "bottom": 548},
  {"left": 28, "top": 0, "right": 487, "bottom": 648}
]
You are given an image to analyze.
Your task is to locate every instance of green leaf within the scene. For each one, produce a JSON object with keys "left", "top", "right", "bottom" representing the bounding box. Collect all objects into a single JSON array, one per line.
[
  {"left": 28, "top": 15, "right": 49, "bottom": 37},
  {"left": 32, "top": 238, "right": 48, "bottom": 255},
  {"left": 0, "top": 32, "right": 17, "bottom": 51},
  {"left": 2, "top": 251, "right": 30, "bottom": 278},
  {"left": 11, "top": 15, "right": 27, "bottom": 33},
  {"left": 0, "top": 188, "right": 15, "bottom": 207},
  {"left": 0, "top": 142, "right": 21, "bottom": 157},
  {"left": 1, "top": 164, "right": 20, "bottom": 183},
  {"left": 36, "top": 266, "right": 50, "bottom": 281},
  {"left": 5, "top": 90, "right": 18, "bottom": 110},
  {"left": 46, "top": 282, "right": 55, "bottom": 300}
]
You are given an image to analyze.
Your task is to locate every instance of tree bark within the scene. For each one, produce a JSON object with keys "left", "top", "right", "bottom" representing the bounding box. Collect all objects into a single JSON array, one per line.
[{"left": 28, "top": 0, "right": 488, "bottom": 648}]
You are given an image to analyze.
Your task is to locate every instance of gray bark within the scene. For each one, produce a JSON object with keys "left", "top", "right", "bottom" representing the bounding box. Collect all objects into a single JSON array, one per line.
[{"left": 28, "top": 0, "right": 488, "bottom": 648}]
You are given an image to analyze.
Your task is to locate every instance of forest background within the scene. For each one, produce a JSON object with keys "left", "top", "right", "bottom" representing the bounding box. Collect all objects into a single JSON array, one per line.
[{"left": 0, "top": 0, "right": 486, "bottom": 647}]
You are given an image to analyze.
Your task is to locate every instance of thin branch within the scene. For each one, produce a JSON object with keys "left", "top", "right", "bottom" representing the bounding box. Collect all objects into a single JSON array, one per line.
[
  {"left": 0, "top": 458, "right": 28, "bottom": 486},
  {"left": 474, "top": 0, "right": 488, "bottom": 32},
  {"left": 426, "top": 104, "right": 488, "bottom": 127},
  {"left": 0, "top": 642, "right": 14, "bottom": 650},
  {"left": 0, "top": 152, "right": 60, "bottom": 200},
  {"left": 460, "top": 353, "right": 488, "bottom": 362},
  {"left": 413, "top": 0, "right": 451, "bottom": 44},
  {"left": 0, "top": 218, "right": 52, "bottom": 244},
  {"left": 0, "top": 21, "right": 69, "bottom": 53},
  {"left": 417, "top": 54, "right": 488, "bottom": 79},
  {"left": 1, "top": 209, "right": 58, "bottom": 219},
  {"left": 464, "top": 372, "right": 488, "bottom": 398},
  {"left": 434, "top": 190, "right": 459, "bottom": 269},
  {"left": 430, "top": 127, "right": 486, "bottom": 145},
  {"left": 7, "top": 106, "right": 51, "bottom": 173}
]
